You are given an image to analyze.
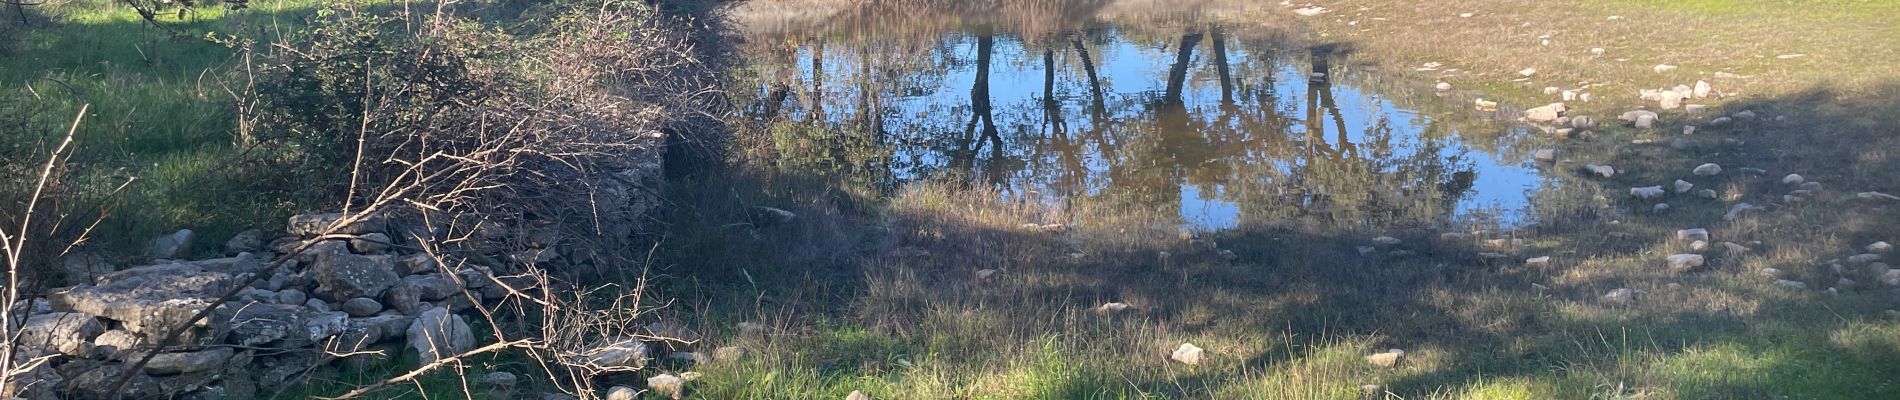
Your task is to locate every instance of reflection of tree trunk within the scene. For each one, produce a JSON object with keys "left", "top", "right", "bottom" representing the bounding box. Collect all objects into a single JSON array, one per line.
[
  {"left": 1072, "top": 37, "right": 1106, "bottom": 116},
  {"left": 1304, "top": 48, "right": 1338, "bottom": 159},
  {"left": 1164, "top": 32, "right": 1204, "bottom": 107},
  {"left": 1211, "top": 25, "right": 1234, "bottom": 105},
  {"left": 809, "top": 39, "right": 825, "bottom": 123},
  {"left": 953, "top": 33, "right": 1000, "bottom": 183}
]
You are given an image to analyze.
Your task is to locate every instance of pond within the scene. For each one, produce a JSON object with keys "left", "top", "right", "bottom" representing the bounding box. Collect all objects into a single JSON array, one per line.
[{"left": 731, "top": 2, "right": 1552, "bottom": 231}]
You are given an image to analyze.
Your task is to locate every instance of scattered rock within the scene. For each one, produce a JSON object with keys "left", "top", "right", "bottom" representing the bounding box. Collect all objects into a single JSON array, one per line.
[
  {"left": 1635, "top": 114, "right": 1657, "bottom": 129},
  {"left": 1722, "top": 242, "right": 1749, "bottom": 254},
  {"left": 1293, "top": 6, "right": 1329, "bottom": 16},
  {"left": 713, "top": 346, "right": 746, "bottom": 362},
  {"left": 1653, "top": 203, "right": 1672, "bottom": 212},
  {"left": 571, "top": 339, "right": 650, "bottom": 370},
  {"left": 975, "top": 269, "right": 997, "bottom": 280},
  {"left": 46, "top": 264, "right": 241, "bottom": 339},
  {"left": 1570, "top": 116, "right": 1596, "bottom": 129},
  {"left": 1518, "top": 67, "right": 1537, "bottom": 77},
  {"left": 1723, "top": 203, "right": 1755, "bottom": 221},
  {"left": 1435, "top": 82, "right": 1452, "bottom": 91},
  {"left": 1710, "top": 116, "right": 1733, "bottom": 126},
  {"left": 1692, "top": 163, "right": 1723, "bottom": 176},
  {"left": 1674, "top": 180, "right": 1694, "bottom": 193},
  {"left": 847, "top": 390, "right": 873, "bottom": 400},
  {"left": 1365, "top": 349, "right": 1404, "bottom": 367},
  {"left": 1602, "top": 288, "right": 1636, "bottom": 305},
  {"left": 1095, "top": 302, "right": 1133, "bottom": 314},
  {"left": 1666, "top": 254, "right": 1706, "bottom": 273},
  {"left": 1659, "top": 90, "right": 1684, "bottom": 109},
  {"left": 1881, "top": 270, "right": 1900, "bottom": 286},
  {"left": 151, "top": 229, "right": 196, "bottom": 260},
  {"left": 224, "top": 229, "right": 263, "bottom": 256},
  {"left": 1170, "top": 343, "right": 1205, "bottom": 365},
  {"left": 604, "top": 386, "right": 638, "bottom": 400},
  {"left": 1525, "top": 256, "right": 1551, "bottom": 266},
  {"left": 1775, "top": 280, "right": 1808, "bottom": 290},
  {"left": 1848, "top": 254, "right": 1883, "bottom": 264},
  {"left": 407, "top": 307, "right": 475, "bottom": 366},
  {"left": 1682, "top": 125, "right": 1696, "bottom": 135},
  {"left": 1523, "top": 103, "right": 1567, "bottom": 123},
  {"left": 1533, "top": 149, "right": 1556, "bottom": 162},
  {"left": 1677, "top": 228, "right": 1710, "bottom": 242},
  {"left": 1690, "top": 240, "right": 1709, "bottom": 252},
  {"left": 1781, "top": 174, "right": 1805, "bottom": 185},
  {"left": 647, "top": 373, "right": 687, "bottom": 399},
  {"left": 1733, "top": 110, "right": 1758, "bottom": 120},
  {"left": 1761, "top": 268, "right": 1786, "bottom": 279},
  {"left": 1631, "top": 186, "right": 1666, "bottom": 199},
  {"left": 1653, "top": 64, "right": 1678, "bottom": 73},
  {"left": 1870, "top": 242, "right": 1893, "bottom": 254},
  {"left": 1584, "top": 164, "right": 1616, "bottom": 178}
]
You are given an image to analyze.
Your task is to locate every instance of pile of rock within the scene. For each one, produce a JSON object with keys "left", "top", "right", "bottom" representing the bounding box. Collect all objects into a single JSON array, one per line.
[{"left": 10, "top": 212, "right": 520, "bottom": 400}]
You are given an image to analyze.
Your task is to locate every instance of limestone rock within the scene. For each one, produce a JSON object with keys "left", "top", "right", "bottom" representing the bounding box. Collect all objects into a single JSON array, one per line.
[
  {"left": 400, "top": 273, "right": 462, "bottom": 301},
  {"left": 1570, "top": 115, "right": 1596, "bottom": 129},
  {"left": 1602, "top": 288, "right": 1635, "bottom": 305},
  {"left": 287, "top": 212, "right": 387, "bottom": 237},
  {"left": 1871, "top": 242, "right": 1893, "bottom": 254},
  {"left": 1095, "top": 302, "right": 1133, "bottom": 314},
  {"left": 569, "top": 339, "right": 650, "bottom": 370},
  {"left": 1584, "top": 164, "right": 1616, "bottom": 178},
  {"left": 605, "top": 386, "right": 638, "bottom": 400},
  {"left": 19, "top": 312, "right": 103, "bottom": 356},
  {"left": 1619, "top": 109, "right": 1658, "bottom": 123},
  {"left": 1677, "top": 228, "right": 1710, "bottom": 242},
  {"left": 349, "top": 232, "right": 392, "bottom": 254},
  {"left": 311, "top": 251, "right": 399, "bottom": 302},
  {"left": 407, "top": 307, "right": 475, "bottom": 366},
  {"left": 1523, "top": 103, "right": 1567, "bottom": 123},
  {"left": 1631, "top": 186, "right": 1666, "bottom": 199},
  {"left": 847, "top": 390, "right": 872, "bottom": 400},
  {"left": 1782, "top": 174, "right": 1805, "bottom": 185},
  {"left": 46, "top": 264, "right": 239, "bottom": 339},
  {"left": 1666, "top": 254, "right": 1705, "bottom": 273},
  {"left": 224, "top": 229, "right": 263, "bottom": 256},
  {"left": 1693, "top": 80, "right": 1712, "bottom": 98},
  {"left": 145, "top": 347, "right": 234, "bottom": 375},
  {"left": 1435, "top": 82, "right": 1452, "bottom": 91},
  {"left": 151, "top": 229, "right": 196, "bottom": 260},
  {"left": 1170, "top": 343, "right": 1205, "bottom": 365},
  {"left": 223, "top": 303, "right": 304, "bottom": 347},
  {"left": 1653, "top": 64, "right": 1678, "bottom": 73},
  {"left": 342, "top": 297, "right": 384, "bottom": 317},
  {"left": 1526, "top": 256, "right": 1551, "bottom": 266},
  {"left": 1692, "top": 163, "right": 1723, "bottom": 176},
  {"left": 1659, "top": 90, "right": 1684, "bottom": 109},
  {"left": 647, "top": 373, "right": 686, "bottom": 399},
  {"left": 1365, "top": 349, "right": 1404, "bottom": 367},
  {"left": 1674, "top": 180, "right": 1694, "bottom": 193},
  {"left": 1723, "top": 203, "right": 1755, "bottom": 221}
]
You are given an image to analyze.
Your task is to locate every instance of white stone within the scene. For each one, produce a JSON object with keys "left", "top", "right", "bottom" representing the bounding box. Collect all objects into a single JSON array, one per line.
[
  {"left": 1653, "top": 64, "right": 1678, "bottom": 73},
  {"left": 648, "top": 374, "right": 687, "bottom": 399},
  {"left": 1293, "top": 6, "right": 1330, "bottom": 16},
  {"left": 1733, "top": 110, "right": 1758, "bottom": 120},
  {"left": 1666, "top": 254, "right": 1705, "bottom": 273},
  {"left": 1870, "top": 242, "right": 1893, "bottom": 254},
  {"left": 1635, "top": 114, "right": 1657, "bottom": 129},
  {"left": 1523, "top": 103, "right": 1567, "bottom": 123},
  {"left": 846, "top": 391, "right": 872, "bottom": 400},
  {"left": 1693, "top": 163, "right": 1723, "bottom": 176},
  {"left": 1590, "top": 47, "right": 1606, "bottom": 55},
  {"left": 1543, "top": 86, "right": 1561, "bottom": 95},
  {"left": 1170, "top": 343, "right": 1206, "bottom": 365},
  {"left": 1682, "top": 125, "right": 1696, "bottom": 135},
  {"left": 1782, "top": 174, "right": 1805, "bottom": 185},
  {"left": 1659, "top": 91, "right": 1684, "bottom": 109},
  {"left": 605, "top": 386, "right": 638, "bottom": 400},
  {"left": 1562, "top": 90, "right": 1577, "bottom": 101},
  {"left": 1761, "top": 268, "right": 1785, "bottom": 279},
  {"left": 406, "top": 307, "right": 475, "bottom": 367},
  {"left": 1571, "top": 116, "right": 1596, "bottom": 129},
  {"left": 1654, "top": 203, "right": 1672, "bottom": 212},
  {"left": 1365, "top": 349, "right": 1405, "bottom": 367},
  {"left": 1095, "top": 302, "right": 1132, "bottom": 314},
  {"left": 975, "top": 269, "right": 997, "bottom": 280},
  {"left": 1526, "top": 256, "right": 1551, "bottom": 266},
  {"left": 1631, "top": 186, "right": 1666, "bottom": 199},
  {"left": 1674, "top": 180, "right": 1694, "bottom": 193},
  {"left": 1677, "top": 228, "right": 1710, "bottom": 242},
  {"left": 1519, "top": 67, "right": 1538, "bottom": 77},
  {"left": 1585, "top": 164, "right": 1615, "bottom": 178},
  {"left": 1435, "top": 82, "right": 1452, "bottom": 91},
  {"left": 1602, "top": 288, "right": 1635, "bottom": 305},
  {"left": 1693, "top": 80, "right": 1712, "bottom": 98}
]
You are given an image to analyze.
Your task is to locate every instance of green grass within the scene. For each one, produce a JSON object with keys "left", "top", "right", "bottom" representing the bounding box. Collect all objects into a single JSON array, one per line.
[{"left": 1, "top": 0, "right": 358, "bottom": 262}]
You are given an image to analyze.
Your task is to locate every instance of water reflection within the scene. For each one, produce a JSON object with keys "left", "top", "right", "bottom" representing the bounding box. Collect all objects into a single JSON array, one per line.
[{"left": 735, "top": 6, "right": 1541, "bottom": 230}]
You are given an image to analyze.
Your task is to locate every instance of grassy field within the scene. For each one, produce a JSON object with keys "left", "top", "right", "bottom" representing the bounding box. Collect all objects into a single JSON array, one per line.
[{"left": 641, "top": 1, "right": 1900, "bottom": 399}]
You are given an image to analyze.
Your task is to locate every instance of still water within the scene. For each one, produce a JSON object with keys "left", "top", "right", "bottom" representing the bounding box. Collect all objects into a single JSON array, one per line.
[{"left": 733, "top": 5, "right": 1548, "bottom": 230}]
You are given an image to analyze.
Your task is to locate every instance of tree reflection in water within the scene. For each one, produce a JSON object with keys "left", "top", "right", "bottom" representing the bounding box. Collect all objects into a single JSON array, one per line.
[{"left": 735, "top": 4, "right": 1515, "bottom": 230}]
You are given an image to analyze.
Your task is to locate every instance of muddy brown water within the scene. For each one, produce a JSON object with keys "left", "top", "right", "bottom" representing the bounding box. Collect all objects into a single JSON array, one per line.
[{"left": 735, "top": 7, "right": 1552, "bottom": 231}]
